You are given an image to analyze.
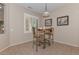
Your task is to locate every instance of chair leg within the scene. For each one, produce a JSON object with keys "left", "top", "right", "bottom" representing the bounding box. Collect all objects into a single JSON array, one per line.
[
  {"left": 43, "top": 39, "right": 46, "bottom": 49},
  {"left": 49, "top": 34, "right": 51, "bottom": 46},
  {"left": 36, "top": 39, "right": 38, "bottom": 52},
  {"left": 36, "top": 45, "right": 38, "bottom": 52},
  {"left": 52, "top": 34, "right": 54, "bottom": 44},
  {"left": 38, "top": 42, "right": 41, "bottom": 46},
  {"left": 32, "top": 38, "right": 35, "bottom": 49},
  {"left": 48, "top": 40, "right": 51, "bottom": 46}
]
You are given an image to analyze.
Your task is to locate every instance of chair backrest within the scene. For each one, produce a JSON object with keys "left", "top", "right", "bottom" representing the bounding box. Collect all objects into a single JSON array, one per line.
[
  {"left": 37, "top": 29, "right": 44, "bottom": 36},
  {"left": 44, "top": 27, "right": 54, "bottom": 35}
]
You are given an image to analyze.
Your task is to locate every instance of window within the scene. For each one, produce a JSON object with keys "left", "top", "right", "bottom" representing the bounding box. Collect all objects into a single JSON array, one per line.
[{"left": 24, "top": 13, "right": 38, "bottom": 33}]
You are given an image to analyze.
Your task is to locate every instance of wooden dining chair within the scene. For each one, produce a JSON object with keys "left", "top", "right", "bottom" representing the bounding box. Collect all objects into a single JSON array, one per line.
[
  {"left": 50, "top": 27, "right": 54, "bottom": 44},
  {"left": 32, "top": 27, "right": 44, "bottom": 51},
  {"left": 32, "top": 27, "right": 39, "bottom": 51},
  {"left": 43, "top": 27, "right": 54, "bottom": 48}
]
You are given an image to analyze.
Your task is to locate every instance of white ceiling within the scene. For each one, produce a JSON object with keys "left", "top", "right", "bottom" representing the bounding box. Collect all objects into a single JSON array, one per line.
[{"left": 20, "top": 3, "right": 66, "bottom": 14}]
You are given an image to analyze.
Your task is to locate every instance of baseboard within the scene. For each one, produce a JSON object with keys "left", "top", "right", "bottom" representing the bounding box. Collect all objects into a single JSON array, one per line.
[
  {"left": 0, "top": 40, "right": 33, "bottom": 52},
  {"left": 54, "top": 40, "right": 79, "bottom": 47},
  {"left": 10, "top": 39, "right": 32, "bottom": 47},
  {"left": 0, "top": 45, "right": 10, "bottom": 52}
]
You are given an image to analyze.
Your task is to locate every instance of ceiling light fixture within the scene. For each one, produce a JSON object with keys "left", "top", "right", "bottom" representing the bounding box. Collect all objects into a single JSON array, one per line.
[
  {"left": 28, "top": 6, "right": 32, "bottom": 9},
  {"left": 43, "top": 3, "right": 50, "bottom": 18}
]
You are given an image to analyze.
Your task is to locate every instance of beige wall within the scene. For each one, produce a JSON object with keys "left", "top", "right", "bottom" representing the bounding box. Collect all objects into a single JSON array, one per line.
[
  {"left": 8, "top": 4, "right": 41, "bottom": 46},
  {"left": 51, "top": 4, "right": 79, "bottom": 47}
]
